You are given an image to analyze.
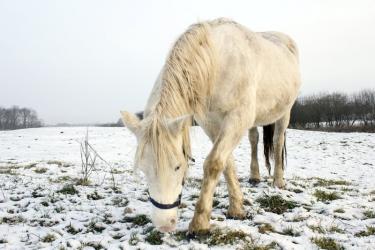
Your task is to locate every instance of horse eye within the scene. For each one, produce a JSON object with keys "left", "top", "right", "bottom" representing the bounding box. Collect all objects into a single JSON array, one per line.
[{"left": 175, "top": 165, "right": 181, "bottom": 171}]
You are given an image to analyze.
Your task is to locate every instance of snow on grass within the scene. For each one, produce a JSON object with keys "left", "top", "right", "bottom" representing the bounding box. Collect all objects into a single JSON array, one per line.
[{"left": 0, "top": 127, "right": 374, "bottom": 249}]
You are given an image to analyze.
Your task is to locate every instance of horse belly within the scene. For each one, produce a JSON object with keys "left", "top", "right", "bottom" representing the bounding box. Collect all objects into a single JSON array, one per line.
[{"left": 253, "top": 63, "right": 300, "bottom": 126}]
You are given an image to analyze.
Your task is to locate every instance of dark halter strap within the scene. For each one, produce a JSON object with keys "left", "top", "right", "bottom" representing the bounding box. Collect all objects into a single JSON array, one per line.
[{"left": 148, "top": 192, "right": 182, "bottom": 210}]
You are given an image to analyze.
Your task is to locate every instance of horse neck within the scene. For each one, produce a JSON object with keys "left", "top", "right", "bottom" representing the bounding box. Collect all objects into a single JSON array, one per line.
[
  {"left": 144, "top": 85, "right": 192, "bottom": 158},
  {"left": 145, "top": 75, "right": 192, "bottom": 120}
]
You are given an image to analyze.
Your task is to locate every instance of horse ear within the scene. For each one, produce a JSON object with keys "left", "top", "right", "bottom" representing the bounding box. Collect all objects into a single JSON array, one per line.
[
  {"left": 120, "top": 111, "right": 141, "bottom": 134},
  {"left": 167, "top": 115, "right": 193, "bottom": 136}
]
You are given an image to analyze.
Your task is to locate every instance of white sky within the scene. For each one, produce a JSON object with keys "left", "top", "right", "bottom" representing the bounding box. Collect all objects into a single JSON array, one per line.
[{"left": 0, "top": 0, "right": 374, "bottom": 124}]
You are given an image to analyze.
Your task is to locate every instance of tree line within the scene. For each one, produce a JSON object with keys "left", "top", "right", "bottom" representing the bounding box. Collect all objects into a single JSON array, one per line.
[
  {"left": 0, "top": 106, "right": 43, "bottom": 130},
  {"left": 290, "top": 89, "right": 375, "bottom": 132}
]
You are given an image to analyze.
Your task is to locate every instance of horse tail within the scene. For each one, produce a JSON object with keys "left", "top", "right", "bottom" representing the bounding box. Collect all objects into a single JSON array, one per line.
[
  {"left": 263, "top": 123, "right": 287, "bottom": 174},
  {"left": 263, "top": 124, "right": 274, "bottom": 175},
  {"left": 283, "top": 133, "right": 287, "bottom": 169}
]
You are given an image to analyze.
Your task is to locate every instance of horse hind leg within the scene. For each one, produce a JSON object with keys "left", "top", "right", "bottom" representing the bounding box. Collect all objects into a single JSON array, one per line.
[
  {"left": 249, "top": 127, "right": 261, "bottom": 185},
  {"left": 273, "top": 112, "right": 290, "bottom": 189}
]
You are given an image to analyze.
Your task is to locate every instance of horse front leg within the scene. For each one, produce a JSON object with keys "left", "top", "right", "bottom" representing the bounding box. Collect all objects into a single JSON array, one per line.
[
  {"left": 224, "top": 155, "right": 245, "bottom": 219},
  {"left": 189, "top": 115, "right": 248, "bottom": 234},
  {"left": 188, "top": 154, "right": 226, "bottom": 233}
]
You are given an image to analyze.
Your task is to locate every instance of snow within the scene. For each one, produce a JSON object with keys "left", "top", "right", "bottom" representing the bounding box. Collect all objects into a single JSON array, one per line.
[{"left": 0, "top": 127, "right": 374, "bottom": 249}]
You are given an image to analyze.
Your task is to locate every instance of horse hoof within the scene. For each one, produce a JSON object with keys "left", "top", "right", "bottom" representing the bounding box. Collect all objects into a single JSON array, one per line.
[
  {"left": 188, "top": 220, "right": 210, "bottom": 236},
  {"left": 273, "top": 179, "right": 286, "bottom": 189},
  {"left": 249, "top": 178, "right": 260, "bottom": 185},
  {"left": 187, "top": 228, "right": 210, "bottom": 237},
  {"left": 226, "top": 212, "right": 246, "bottom": 220},
  {"left": 189, "top": 213, "right": 210, "bottom": 235}
]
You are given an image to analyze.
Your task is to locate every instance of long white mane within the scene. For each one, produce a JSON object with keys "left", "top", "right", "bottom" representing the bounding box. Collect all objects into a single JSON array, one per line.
[{"left": 136, "top": 21, "right": 218, "bottom": 170}]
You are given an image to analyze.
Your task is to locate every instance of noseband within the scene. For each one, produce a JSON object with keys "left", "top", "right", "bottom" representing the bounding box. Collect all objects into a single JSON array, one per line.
[
  {"left": 148, "top": 152, "right": 195, "bottom": 210},
  {"left": 149, "top": 192, "right": 182, "bottom": 210}
]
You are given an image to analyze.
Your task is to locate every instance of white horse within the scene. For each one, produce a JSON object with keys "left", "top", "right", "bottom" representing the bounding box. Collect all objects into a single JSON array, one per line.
[{"left": 121, "top": 18, "right": 301, "bottom": 233}]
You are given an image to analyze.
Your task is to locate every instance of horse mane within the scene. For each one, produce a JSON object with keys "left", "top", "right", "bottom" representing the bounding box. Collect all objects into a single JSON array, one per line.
[
  {"left": 136, "top": 20, "right": 218, "bottom": 171},
  {"left": 137, "top": 116, "right": 182, "bottom": 172},
  {"left": 156, "top": 21, "right": 217, "bottom": 117}
]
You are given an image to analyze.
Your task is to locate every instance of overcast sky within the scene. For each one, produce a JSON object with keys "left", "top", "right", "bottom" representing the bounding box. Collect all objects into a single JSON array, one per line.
[{"left": 0, "top": 0, "right": 374, "bottom": 124}]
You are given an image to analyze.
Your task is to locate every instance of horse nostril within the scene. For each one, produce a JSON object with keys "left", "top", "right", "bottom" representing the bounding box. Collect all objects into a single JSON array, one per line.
[{"left": 170, "top": 219, "right": 176, "bottom": 225}]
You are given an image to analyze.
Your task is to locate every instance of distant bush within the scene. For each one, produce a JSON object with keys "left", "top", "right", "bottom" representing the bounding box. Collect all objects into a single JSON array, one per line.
[
  {"left": 0, "top": 106, "right": 43, "bottom": 130},
  {"left": 290, "top": 89, "right": 375, "bottom": 132}
]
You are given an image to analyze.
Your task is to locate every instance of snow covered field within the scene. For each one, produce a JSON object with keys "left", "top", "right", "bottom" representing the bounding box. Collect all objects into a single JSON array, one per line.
[{"left": 0, "top": 127, "right": 374, "bottom": 249}]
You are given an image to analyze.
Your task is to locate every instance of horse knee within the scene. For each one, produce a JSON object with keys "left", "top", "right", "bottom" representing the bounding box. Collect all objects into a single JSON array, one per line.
[{"left": 205, "top": 156, "right": 226, "bottom": 179}]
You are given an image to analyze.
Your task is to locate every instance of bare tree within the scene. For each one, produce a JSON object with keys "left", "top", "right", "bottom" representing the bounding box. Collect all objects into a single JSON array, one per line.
[
  {"left": 20, "top": 108, "right": 31, "bottom": 128},
  {"left": 0, "top": 106, "right": 42, "bottom": 130}
]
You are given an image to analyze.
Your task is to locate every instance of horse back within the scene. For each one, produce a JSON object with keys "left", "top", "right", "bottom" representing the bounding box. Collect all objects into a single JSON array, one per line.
[{"left": 208, "top": 20, "right": 301, "bottom": 126}]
